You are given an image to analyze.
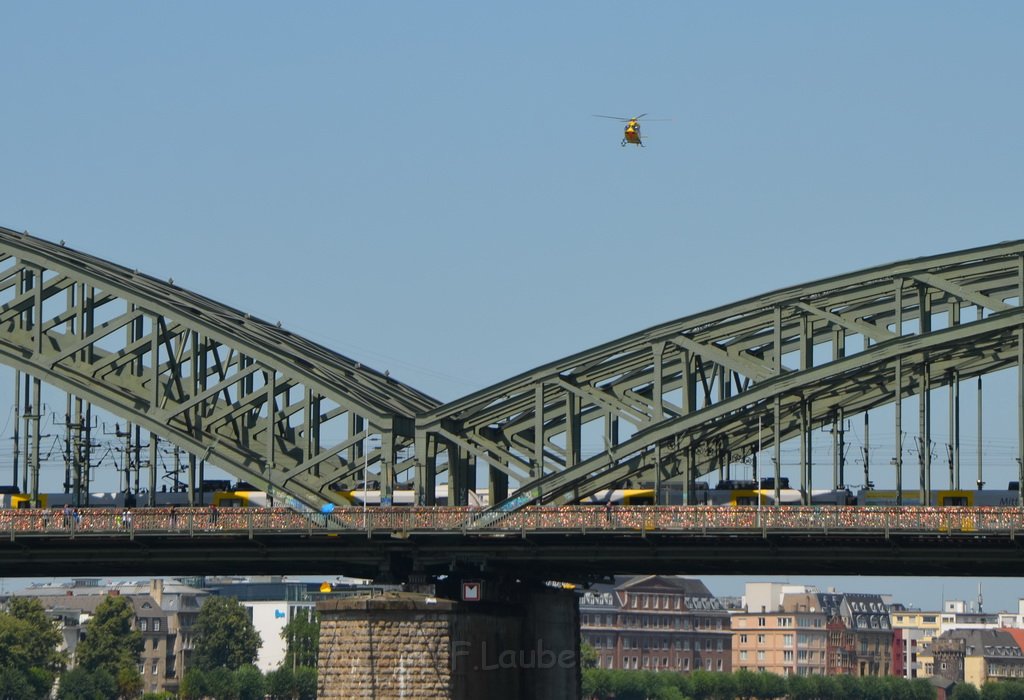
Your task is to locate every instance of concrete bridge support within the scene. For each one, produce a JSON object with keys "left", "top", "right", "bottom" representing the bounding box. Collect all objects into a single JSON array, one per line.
[{"left": 317, "top": 584, "right": 580, "bottom": 700}]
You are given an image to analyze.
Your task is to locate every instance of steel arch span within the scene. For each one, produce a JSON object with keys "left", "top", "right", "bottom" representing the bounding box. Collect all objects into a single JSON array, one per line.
[
  {"left": 418, "top": 240, "right": 1024, "bottom": 513},
  {"left": 0, "top": 226, "right": 439, "bottom": 511},
  {"left": 2, "top": 225, "right": 1023, "bottom": 514}
]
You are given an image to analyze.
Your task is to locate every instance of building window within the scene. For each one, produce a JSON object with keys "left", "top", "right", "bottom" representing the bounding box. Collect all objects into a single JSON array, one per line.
[
  {"left": 140, "top": 619, "right": 148, "bottom": 632},
  {"left": 152, "top": 662, "right": 159, "bottom": 675},
  {"left": 154, "top": 619, "right": 161, "bottom": 632},
  {"left": 758, "top": 617, "right": 766, "bottom": 627}
]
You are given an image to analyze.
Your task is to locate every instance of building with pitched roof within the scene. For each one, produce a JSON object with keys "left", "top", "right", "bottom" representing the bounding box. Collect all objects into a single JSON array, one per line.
[
  {"left": 12, "top": 578, "right": 207, "bottom": 695},
  {"left": 817, "top": 591, "right": 893, "bottom": 676},
  {"left": 929, "top": 628, "right": 1024, "bottom": 687},
  {"left": 579, "top": 575, "right": 731, "bottom": 673}
]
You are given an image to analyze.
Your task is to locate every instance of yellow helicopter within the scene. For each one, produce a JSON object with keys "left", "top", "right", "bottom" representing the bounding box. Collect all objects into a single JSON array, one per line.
[{"left": 593, "top": 113, "right": 669, "bottom": 147}]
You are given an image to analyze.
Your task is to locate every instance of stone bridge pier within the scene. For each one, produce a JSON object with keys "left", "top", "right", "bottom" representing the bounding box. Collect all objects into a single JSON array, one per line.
[{"left": 317, "top": 580, "right": 580, "bottom": 700}]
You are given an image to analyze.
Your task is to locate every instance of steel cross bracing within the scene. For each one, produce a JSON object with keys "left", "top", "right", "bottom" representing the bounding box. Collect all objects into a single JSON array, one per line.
[
  {"left": 2, "top": 225, "right": 1023, "bottom": 515},
  {"left": 0, "top": 227, "right": 440, "bottom": 511},
  {"left": 416, "top": 241, "right": 1024, "bottom": 514}
]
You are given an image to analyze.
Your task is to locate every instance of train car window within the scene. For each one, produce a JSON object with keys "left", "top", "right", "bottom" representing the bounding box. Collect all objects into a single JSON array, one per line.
[{"left": 941, "top": 496, "right": 968, "bottom": 506}]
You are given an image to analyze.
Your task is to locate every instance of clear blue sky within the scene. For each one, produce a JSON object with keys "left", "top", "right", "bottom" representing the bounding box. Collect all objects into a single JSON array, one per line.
[{"left": 3, "top": 2, "right": 1024, "bottom": 608}]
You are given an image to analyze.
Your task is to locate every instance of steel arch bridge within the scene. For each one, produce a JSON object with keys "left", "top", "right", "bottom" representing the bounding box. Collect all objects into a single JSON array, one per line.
[{"left": 1, "top": 225, "right": 1022, "bottom": 513}]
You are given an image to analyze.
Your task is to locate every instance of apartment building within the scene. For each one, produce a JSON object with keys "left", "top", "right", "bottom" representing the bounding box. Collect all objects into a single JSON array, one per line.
[
  {"left": 579, "top": 575, "right": 731, "bottom": 673},
  {"left": 818, "top": 592, "right": 893, "bottom": 676},
  {"left": 732, "top": 584, "right": 893, "bottom": 678},
  {"left": 732, "top": 591, "right": 828, "bottom": 677},
  {"left": 891, "top": 606, "right": 944, "bottom": 679}
]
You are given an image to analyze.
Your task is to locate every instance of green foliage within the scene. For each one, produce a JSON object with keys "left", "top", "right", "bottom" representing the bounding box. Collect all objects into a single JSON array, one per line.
[
  {"left": 582, "top": 667, "right": 613, "bottom": 698},
  {"left": 192, "top": 596, "right": 262, "bottom": 671},
  {"left": 178, "top": 667, "right": 208, "bottom": 700},
  {"left": 294, "top": 666, "right": 318, "bottom": 700},
  {"left": 56, "top": 666, "right": 117, "bottom": 700},
  {"left": 580, "top": 640, "right": 599, "bottom": 669},
  {"left": 981, "top": 680, "right": 1024, "bottom": 700},
  {"left": 953, "top": 684, "right": 982, "bottom": 700},
  {"left": 0, "top": 666, "right": 35, "bottom": 700},
  {"left": 74, "top": 594, "right": 143, "bottom": 699},
  {"left": 204, "top": 666, "right": 239, "bottom": 700},
  {"left": 0, "top": 597, "right": 66, "bottom": 699},
  {"left": 265, "top": 667, "right": 296, "bottom": 699},
  {"left": 235, "top": 665, "right": 266, "bottom": 700},
  {"left": 281, "top": 610, "right": 319, "bottom": 670},
  {"left": 580, "top": 669, "right": 937, "bottom": 700},
  {"left": 759, "top": 671, "right": 788, "bottom": 698},
  {"left": 689, "top": 669, "right": 716, "bottom": 699}
]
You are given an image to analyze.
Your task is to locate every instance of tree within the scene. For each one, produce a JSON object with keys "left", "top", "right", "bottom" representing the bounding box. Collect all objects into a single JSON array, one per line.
[
  {"left": 953, "top": 684, "right": 982, "bottom": 700},
  {"left": 234, "top": 665, "right": 266, "bottom": 700},
  {"left": 203, "top": 666, "right": 238, "bottom": 700},
  {"left": 293, "top": 666, "right": 318, "bottom": 700},
  {"left": 56, "top": 666, "right": 117, "bottom": 700},
  {"left": 734, "top": 669, "right": 760, "bottom": 699},
  {"left": 192, "top": 596, "right": 262, "bottom": 671},
  {"left": 710, "top": 671, "right": 738, "bottom": 700},
  {"left": 909, "top": 678, "right": 938, "bottom": 700},
  {"left": 265, "top": 667, "right": 296, "bottom": 699},
  {"left": 0, "top": 597, "right": 65, "bottom": 698},
  {"left": 579, "top": 641, "right": 598, "bottom": 669},
  {"left": 758, "top": 672, "right": 788, "bottom": 699},
  {"left": 74, "top": 595, "right": 143, "bottom": 699},
  {"left": 281, "top": 610, "right": 319, "bottom": 670},
  {"left": 689, "top": 669, "right": 716, "bottom": 700},
  {"left": 0, "top": 666, "right": 35, "bottom": 700},
  {"left": 178, "top": 668, "right": 208, "bottom": 700},
  {"left": 582, "top": 667, "right": 613, "bottom": 699}
]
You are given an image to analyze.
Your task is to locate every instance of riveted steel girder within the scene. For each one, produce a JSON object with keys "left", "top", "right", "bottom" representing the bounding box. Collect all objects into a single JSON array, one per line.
[{"left": 0, "top": 227, "right": 440, "bottom": 510}]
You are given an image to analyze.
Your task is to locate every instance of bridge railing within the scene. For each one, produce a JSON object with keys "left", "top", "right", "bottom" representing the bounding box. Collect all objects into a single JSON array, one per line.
[{"left": 2, "top": 505, "right": 1023, "bottom": 537}]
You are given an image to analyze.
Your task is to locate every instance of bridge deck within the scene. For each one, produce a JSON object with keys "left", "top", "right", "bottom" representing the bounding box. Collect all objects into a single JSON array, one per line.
[{"left": 3, "top": 506, "right": 1024, "bottom": 580}]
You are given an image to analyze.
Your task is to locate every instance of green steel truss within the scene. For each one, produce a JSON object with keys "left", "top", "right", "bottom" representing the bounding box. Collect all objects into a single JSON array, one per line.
[
  {"left": 418, "top": 241, "right": 1024, "bottom": 511},
  {"left": 2, "top": 225, "right": 1023, "bottom": 513},
  {"left": 0, "top": 226, "right": 439, "bottom": 510}
]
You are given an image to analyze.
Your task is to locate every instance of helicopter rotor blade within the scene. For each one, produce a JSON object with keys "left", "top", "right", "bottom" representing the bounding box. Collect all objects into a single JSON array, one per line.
[{"left": 593, "top": 114, "right": 630, "bottom": 121}]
